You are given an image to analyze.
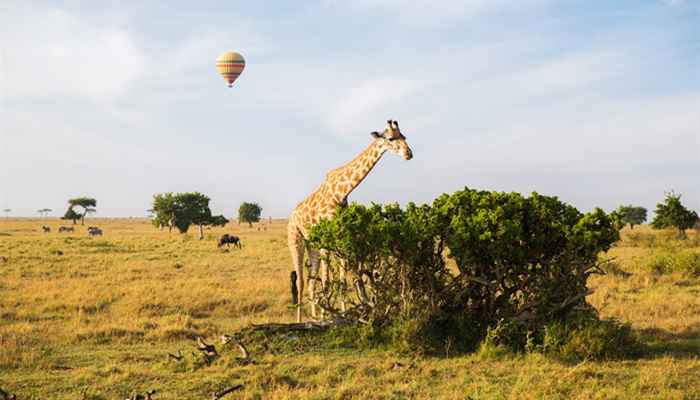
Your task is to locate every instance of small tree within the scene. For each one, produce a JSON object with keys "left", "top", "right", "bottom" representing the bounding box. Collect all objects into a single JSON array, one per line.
[
  {"left": 617, "top": 205, "right": 647, "bottom": 229},
  {"left": 150, "top": 192, "right": 228, "bottom": 238},
  {"left": 238, "top": 202, "right": 262, "bottom": 228},
  {"left": 61, "top": 207, "right": 82, "bottom": 224},
  {"left": 3, "top": 209, "right": 10, "bottom": 217},
  {"left": 651, "top": 191, "right": 698, "bottom": 235},
  {"left": 67, "top": 197, "right": 97, "bottom": 225}
]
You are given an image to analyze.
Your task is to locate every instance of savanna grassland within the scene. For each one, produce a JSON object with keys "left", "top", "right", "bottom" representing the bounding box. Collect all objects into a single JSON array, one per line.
[{"left": 1, "top": 218, "right": 698, "bottom": 399}]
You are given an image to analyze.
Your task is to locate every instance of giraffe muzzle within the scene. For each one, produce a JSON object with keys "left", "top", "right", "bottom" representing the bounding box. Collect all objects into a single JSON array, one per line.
[{"left": 403, "top": 147, "right": 413, "bottom": 160}]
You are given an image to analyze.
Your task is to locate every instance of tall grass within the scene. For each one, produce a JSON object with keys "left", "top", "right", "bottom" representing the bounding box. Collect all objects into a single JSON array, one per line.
[{"left": 1, "top": 219, "right": 698, "bottom": 399}]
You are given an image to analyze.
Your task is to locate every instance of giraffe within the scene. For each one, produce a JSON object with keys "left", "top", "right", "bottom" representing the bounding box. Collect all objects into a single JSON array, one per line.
[{"left": 288, "top": 120, "right": 413, "bottom": 322}]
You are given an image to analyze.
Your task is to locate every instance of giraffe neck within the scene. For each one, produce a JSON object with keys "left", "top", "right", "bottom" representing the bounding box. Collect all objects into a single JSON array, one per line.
[{"left": 324, "top": 140, "right": 386, "bottom": 204}]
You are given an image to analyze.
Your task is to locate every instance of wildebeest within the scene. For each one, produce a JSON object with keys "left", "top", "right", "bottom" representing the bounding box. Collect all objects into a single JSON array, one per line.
[
  {"left": 58, "top": 226, "right": 75, "bottom": 233},
  {"left": 218, "top": 234, "right": 241, "bottom": 249},
  {"left": 42, "top": 226, "right": 50, "bottom": 233},
  {"left": 88, "top": 227, "right": 102, "bottom": 237}
]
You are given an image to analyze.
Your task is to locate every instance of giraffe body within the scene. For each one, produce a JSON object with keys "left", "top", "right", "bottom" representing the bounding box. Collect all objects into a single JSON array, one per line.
[{"left": 288, "top": 120, "right": 413, "bottom": 322}]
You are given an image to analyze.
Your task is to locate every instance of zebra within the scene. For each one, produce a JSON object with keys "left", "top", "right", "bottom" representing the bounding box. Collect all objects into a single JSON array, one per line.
[
  {"left": 42, "top": 226, "right": 50, "bottom": 233},
  {"left": 88, "top": 228, "right": 102, "bottom": 237},
  {"left": 58, "top": 227, "right": 75, "bottom": 233}
]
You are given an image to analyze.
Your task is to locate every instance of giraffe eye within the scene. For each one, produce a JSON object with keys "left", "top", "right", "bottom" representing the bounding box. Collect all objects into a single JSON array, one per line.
[{"left": 388, "top": 137, "right": 396, "bottom": 141}]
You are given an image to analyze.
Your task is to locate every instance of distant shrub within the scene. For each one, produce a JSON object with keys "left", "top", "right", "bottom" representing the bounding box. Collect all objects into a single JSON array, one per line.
[
  {"left": 645, "top": 249, "right": 700, "bottom": 278},
  {"left": 676, "top": 250, "right": 700, "bottom": 277},
  {"left": 539, "top": 311, "right": 638, "bottom": 362},
  {"left": 645, "top": 253, "right": 673, "bottom": 274}
]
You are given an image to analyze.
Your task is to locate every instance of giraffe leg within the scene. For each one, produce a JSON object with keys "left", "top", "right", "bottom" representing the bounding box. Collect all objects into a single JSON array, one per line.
[
  {"left": 288, "top": 224, "right": 305, "bottom": 323},
  {"left": 307, "top": 246, "right": 321, "bottom": 319}
]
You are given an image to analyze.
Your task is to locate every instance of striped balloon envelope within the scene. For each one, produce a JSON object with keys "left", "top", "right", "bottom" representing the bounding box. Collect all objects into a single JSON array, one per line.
[{"left": 216, "top": 52, "right": 246, "bottom": 87}]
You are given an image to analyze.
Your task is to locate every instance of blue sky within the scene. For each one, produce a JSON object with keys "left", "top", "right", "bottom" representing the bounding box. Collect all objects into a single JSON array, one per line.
[{"left": 2, "top": 0, "right": 698, "bottom": 220}]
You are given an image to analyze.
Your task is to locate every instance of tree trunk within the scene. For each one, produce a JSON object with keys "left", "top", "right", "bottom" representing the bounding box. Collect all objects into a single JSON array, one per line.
[{"left": 199, "top": 224, "right": 204, "bottom": 240}]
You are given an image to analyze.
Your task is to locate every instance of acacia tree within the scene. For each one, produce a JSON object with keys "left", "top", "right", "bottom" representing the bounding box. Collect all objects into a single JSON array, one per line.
[
  {"left": 150, "top": 192, "right": 228, "bottom": 239},
  {"left": 617, "top": 205, "right": 647, "bottom": 229},
  {"left": 238, "top": 202, "right": 262, "bottom": 228},
  {"left": 61, "top": 207, "right": 82, "bottom": 224},
  {"left": 651, "top": 191, "right": 698, "bottom": 235},
  {"left": 67, "top": 197, "right": 97, "bottom": 225}
]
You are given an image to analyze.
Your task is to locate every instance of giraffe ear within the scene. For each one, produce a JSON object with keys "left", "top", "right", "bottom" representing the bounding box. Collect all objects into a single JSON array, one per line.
[{"left": 370, "top": 131, "right": 384, "bottom": 139}]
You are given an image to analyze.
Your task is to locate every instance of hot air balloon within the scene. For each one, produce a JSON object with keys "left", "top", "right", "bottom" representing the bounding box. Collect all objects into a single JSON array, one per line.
[{"left": 216, "top": 52, "right": 245, "bottom": 87}]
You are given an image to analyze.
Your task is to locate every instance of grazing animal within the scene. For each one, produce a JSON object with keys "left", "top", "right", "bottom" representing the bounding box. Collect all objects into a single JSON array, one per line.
[
  {"left": 88, "top": 227, "right": 102, "bottom": 237},
  {"left": 168, "top": 212, "right": 175, "bottom": 234},
  {"left": 58, "top": 227, "right": 75, "bottom": 233},
  {"left": 42, "top": 226, "right": 50, "bottom": 233},
  {"left": 218, "top": 234, "right": 241, "bottom": 249},
  {"left": 288, "top": 120, "right": 413, "bottom": 322}
]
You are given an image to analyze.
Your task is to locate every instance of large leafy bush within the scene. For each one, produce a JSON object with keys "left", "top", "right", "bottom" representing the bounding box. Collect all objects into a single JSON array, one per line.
[{"left": 305, "top": 188, "right": 626, "bottom": 356}]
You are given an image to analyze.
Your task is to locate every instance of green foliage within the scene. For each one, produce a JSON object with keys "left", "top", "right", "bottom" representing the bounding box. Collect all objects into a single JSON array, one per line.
[
  {"left": 645, "top": 249, "right": 700, "bottom": 277},
  {"left": 539, "top": 311, "right": 638, "bottom": 362},
  {"left": 433, "top": 189, "right": 622, "bottom": 327},
  {"left": 238, "top": 202, "right": 262, "bottom": 227},
  {"left": 651, "top": 191, "right": 699, "bottom": 234},
  {"left": 676, "top": 250, "right": 700, "bottom": 277},
  {"left": 644, "top": 253, "right": 673, "bottom": 274},
  {"left": 67, "top": 197, "right": 97, "bottom": 225},
  {"left": 61, "top": 207, "right": 81, "bottom": 224},
  {"left": 306, "top": 202, "right": 447, "bottom": 326},
  {"left": 150, "top": 192, "right": 226, "bottom": 234},
  {"left": 617, "top": 205, "right": 647, "bottom": 229},
  {"left": 306, "top": 188, "right": 626, "bottom": 358},
  {"left": 210, "top": 215, "right": 229, "bottom": 228}
]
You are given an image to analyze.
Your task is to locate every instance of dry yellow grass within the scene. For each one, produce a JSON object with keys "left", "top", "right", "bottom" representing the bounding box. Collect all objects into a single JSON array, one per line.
[{"left": 1, "top": 218, "right": 698, "bottom": 399}]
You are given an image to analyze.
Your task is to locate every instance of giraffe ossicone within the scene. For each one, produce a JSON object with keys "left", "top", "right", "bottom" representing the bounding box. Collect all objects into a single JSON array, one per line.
[{"left": 287, "top": 120, "right": 413, "bottom": 322}]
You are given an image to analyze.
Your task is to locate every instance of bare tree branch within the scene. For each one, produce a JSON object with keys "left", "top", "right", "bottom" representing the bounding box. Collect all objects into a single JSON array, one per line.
[{"left": 213, "top": 385, "right": 243, "bottom": 399}]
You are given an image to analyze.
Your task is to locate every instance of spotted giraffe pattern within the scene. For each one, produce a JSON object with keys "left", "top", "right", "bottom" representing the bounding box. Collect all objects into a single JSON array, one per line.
[{"left": 288, "top": 120, "right": 413, "bottom": 322}]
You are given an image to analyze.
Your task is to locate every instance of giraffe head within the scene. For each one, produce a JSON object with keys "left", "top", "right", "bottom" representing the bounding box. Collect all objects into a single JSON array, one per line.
[{"left": 370, "top": 120, "right": 413, "bottom": 160}]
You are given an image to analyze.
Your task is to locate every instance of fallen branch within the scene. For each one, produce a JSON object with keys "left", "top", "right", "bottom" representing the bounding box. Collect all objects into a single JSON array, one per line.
[
  {"left": 232, "top": 337, "right": 250, "bottom": 359},
  {"left": 390, "top": 362, "right": 415, "bottom": 371},
  {"left": 213, "top": 385, "right": 243, "bottom": 399},
  {"left": 198, "top": 337, "right": 219, "bottom": 360},
  {"left": 167, "top": 349, "right": 182, "bottom": 361},
  {"left": 125, "top": 389, "right": 156, "bottom": 400},
  {"left": 248, "top": 318, "right": 348, "bottom": 332}
]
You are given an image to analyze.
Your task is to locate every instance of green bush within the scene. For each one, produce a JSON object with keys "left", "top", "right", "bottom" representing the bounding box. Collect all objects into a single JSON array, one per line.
[
  {"left": 676, "top": 250, "right": 700, "bottom": 277},
  {"left": 645, "top": 249, "right": 700, "bottom": 277},
  {"left": 645, "top": 253, "right": 673, "bottom": 274},
  {"left": 539, "top": 312, "right": 638, "bottom": 362},
  {"left": 306, "top": 187, "right": 627, "bottom": 358}
]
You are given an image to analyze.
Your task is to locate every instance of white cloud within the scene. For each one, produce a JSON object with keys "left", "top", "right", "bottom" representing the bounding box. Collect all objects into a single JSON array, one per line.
[
  {"left": 4, "top": 3, "right": 145, "bottom": 102},
  {"left": 324, "top": 78, "right": 427, "bottom": 139}
]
